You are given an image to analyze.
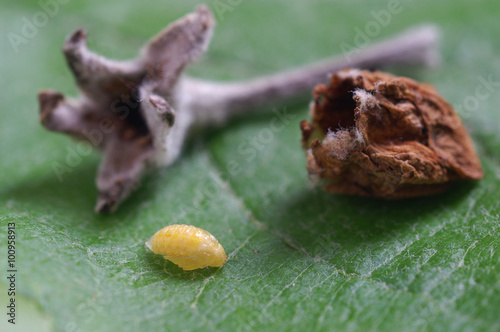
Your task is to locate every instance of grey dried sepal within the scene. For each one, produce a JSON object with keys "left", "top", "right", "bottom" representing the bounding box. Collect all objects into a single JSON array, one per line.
[
  {"left": 38, "top": 5, "right": 440, "bottom": 213},
  {"left": 39, "top": 5, "right": 214, "bottom": 213}
]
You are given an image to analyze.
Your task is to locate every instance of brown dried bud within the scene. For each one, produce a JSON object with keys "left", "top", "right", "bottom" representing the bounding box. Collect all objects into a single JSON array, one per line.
[{"left": 301, "top": 69, "right": 483, "bottom": 198}]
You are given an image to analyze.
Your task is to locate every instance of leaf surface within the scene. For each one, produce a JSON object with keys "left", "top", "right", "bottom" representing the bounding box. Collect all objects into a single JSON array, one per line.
[{"left": 1, "top": 1, "right": 499, "bottom": 331}]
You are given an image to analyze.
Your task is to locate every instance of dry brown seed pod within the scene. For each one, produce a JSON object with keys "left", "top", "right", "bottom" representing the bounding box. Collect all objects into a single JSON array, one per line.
[{"left": 301, "top": 69, "right": 483, "bottom": 199}]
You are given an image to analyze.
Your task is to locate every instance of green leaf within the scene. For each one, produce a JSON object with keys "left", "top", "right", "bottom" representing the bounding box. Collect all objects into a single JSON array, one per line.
[{"left": 1, "top": 1, "right": 500, "bottom": 331}]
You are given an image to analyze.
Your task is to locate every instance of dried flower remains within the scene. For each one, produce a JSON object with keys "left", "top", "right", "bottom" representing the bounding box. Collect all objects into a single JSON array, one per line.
[
  {"left": 301, "top": 69, "right": 483, "bottom": 198},
  {"left": 37, "top": 4, "right": 440, "bottom": 213},
  {"left": 39, "top": 6, "right": 215, "bottom": 213}
]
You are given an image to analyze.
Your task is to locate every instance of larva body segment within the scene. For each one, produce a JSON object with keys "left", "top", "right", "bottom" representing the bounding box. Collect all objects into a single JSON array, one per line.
[{"left": 146, "top": 224, "right": 227, "bottom": 271}]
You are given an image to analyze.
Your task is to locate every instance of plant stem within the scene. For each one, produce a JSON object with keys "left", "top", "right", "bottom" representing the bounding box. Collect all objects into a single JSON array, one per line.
[{"left": 179, "top": 25, "right": 440, "bottom": 127}]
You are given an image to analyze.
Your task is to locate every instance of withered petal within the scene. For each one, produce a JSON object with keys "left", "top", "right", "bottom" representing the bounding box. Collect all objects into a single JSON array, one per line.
[
  {"left": 95, "top": 135, "right": 155, "bottom": 213},
  {"left": 141, "top": 5, "right": 215, "bottom": 94}
]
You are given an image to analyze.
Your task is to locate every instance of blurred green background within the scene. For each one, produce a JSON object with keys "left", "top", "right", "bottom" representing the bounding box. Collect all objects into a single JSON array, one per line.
[{"left": 1, "top": 0, "right": 500, "bottom": 331}]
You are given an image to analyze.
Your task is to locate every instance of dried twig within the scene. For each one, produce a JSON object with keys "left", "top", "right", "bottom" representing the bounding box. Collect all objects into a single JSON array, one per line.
[{"left": 182, "top": 24, "right": 439, "bottom": 127}]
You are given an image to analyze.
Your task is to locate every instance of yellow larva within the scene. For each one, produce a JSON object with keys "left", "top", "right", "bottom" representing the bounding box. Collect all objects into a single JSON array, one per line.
[{"left": 145, "top": 224, "right": 227, "bottom": 271}]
